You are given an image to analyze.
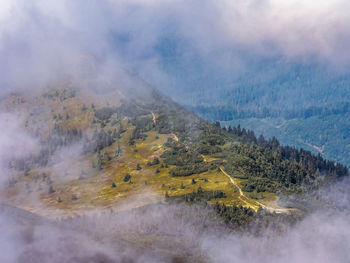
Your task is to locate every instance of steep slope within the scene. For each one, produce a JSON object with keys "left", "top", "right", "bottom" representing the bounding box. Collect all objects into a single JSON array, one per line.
[
  {"left": 144, "top": 53, "right": 350, "bottom": 167},
  {"left": 1, "top": 82, "right": 348, "bottom": 221},
  {"left": 174, "top": 62, "right": 350, "bottom": 167},
  {"left": 222, "top": 114, "right": 350, "bottom": 167}
]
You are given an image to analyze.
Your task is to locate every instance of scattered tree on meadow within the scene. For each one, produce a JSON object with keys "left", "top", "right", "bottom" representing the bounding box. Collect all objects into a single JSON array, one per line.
[{"left": 124, "top": 173, "right": 131, "bottom": 182}]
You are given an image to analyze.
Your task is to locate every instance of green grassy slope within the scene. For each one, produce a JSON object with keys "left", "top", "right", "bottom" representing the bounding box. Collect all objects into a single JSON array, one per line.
[{"left": 1, "top": 85, "right": 347, "bottom": 221}]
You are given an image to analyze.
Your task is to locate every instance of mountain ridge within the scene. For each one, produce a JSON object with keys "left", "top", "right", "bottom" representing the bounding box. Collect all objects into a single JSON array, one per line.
[{"left": 0, "top": 80, "right": 347, "bottom": 220}]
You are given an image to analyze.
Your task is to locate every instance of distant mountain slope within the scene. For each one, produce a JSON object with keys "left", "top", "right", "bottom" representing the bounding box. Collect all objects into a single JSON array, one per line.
[
  {"left": 129, "top": 39, "right": 350, "bottom": 167},
  {"left": 222, "top": 114, "right": 350, "bottom": 167},
  {"left": 160, "top": 60, "right": 350, "bottom": 167}
]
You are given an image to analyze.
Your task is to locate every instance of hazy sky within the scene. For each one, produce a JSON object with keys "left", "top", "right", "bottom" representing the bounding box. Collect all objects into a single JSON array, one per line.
[{"left": 0, "top": 0, "right": 350, "bottom": 92}]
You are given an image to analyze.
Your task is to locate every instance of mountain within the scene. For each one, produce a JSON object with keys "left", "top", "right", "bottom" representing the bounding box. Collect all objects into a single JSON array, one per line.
[
  {"left": 139, "top": 55, "right": 350, "bottom": 167},
  {"left": 124, "top": 34, "right": 350, "bottom": 167},
  {"left": 0, "top": 78, "right": 349, "bottom": 261},
  {"left": 1, "top": 76, "right": 348, "bottom": 212}
]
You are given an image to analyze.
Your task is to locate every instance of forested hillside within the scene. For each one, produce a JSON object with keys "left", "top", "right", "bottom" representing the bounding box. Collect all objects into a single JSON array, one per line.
[
  {"left": 1, "top": 83, "right": 349, "bottom": 262},
  {"left": 1, "top": 84, "right": 348, "bottom": 220},
  {"left": 148, "top": 56, "right": 350, "bottom": 167},
  {"left": 222, "top": 114, "right": 350, "bottom": 167}
]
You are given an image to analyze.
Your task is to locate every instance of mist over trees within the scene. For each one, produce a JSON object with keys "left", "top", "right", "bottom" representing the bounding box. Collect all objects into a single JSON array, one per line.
[{"left": 0, "top": 1, "right": 350, "bottom": 262}]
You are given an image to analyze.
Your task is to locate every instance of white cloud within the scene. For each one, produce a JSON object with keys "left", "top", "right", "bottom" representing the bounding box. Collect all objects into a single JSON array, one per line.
[{"left": 0, "top": 0, "right": 349, "bottom": 92}]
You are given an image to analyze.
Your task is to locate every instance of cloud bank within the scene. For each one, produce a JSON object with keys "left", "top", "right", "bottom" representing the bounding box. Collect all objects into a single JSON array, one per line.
[{"left": 0, "top": 0, "right": 350, "bottom": 93}]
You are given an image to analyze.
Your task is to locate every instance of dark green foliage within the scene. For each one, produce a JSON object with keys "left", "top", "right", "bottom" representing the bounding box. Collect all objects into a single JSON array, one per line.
[
  {"left": 143, "top": 90, "right": 207, "bottom": 139},
  {"left": 248, "top": 192, "right": 264, "bottom": 200},
  {"left": 136, "top": 163, "right": 142, "bottom": 170},
  {"left": 161, "top": 144, "right": 204, "bottom": 166},
  {"left": 147, "top": 157, "right": 160, "bottom": 166},
  {"left": 83, "top": 127, "right": 118, "bottom": 153},
  {"left": 103, "top": 152, "right": 111, "bottom": 161},
  {"left": 155, "top": 168, "right": 160, "bottom": 174},
  {"left": 241, "top": 178, "right": 283, "bottom": 193},
  {"left": 115, "top": 144, "right": 122, "bottom": 158},
  {"left": 183, "top": 63, "right": 350, "bottom": 121},
  {"left": 205, "top": 134, "right": 225, "bottom": 146},
  {"left": 223, "top": 142, "right": 348, "bottom": 194},
  {"left": 130, "top": 116, "right": 154, "bottom": 131},
  {"left": 94, "top": 107, "right": 117, "bottom": 121},
  {"left": 170, "top": 164, "right": 209, "bottom": 177},
  {"left": 152, "top": 157, "right": 160, "bottom": 165},
  {"left": 225, "top": 114, "right": 350, "bottom": 167},
  {"left": 112, "top": 129, "right": 120, "bottom": 139},
  {"left": 154, "top": 98, "right": 348, "bottom": 195},
  {"left": 181, "top": 64, "right": 350, "bottom": 167},
  {"left": 94, "top": 103, "right": 148, "bottom": 123},
  {"left": 112, "top": 182, "right": 117, "bottom": 188},
  {"left": 42, "top": 88, "right": 76, "bottom": 101},
  {"left": 213, "top": 203, "right": 255, "bottom": 229},
  {"left": 124, "top": 173, "right": 131, "bottom": 182},
  {"left": 196, "top": 143, "right": 222, "bottom": 155},
  {"left": 129, "top": 127, "right": 148, "bottom": 145},
  {"left": 167, "top": 189, "right": 226, "bottom": 203},
  {"left": 117, "top": 102, "right": 149, "bottom": 118}
]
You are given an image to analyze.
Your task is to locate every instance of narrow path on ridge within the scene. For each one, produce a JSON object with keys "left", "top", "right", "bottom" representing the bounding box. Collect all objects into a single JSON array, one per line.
[
  {"left": 219, "top": 167, "right": 297, "bottom": 214},
  {"left": 151, "top": 111, "right": 156, "bottom": 125}
]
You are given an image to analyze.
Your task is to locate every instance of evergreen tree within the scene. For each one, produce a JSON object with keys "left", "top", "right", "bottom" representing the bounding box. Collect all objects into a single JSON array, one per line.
[{"left": 124, "top": 173, "right": 131, "bottom": 182}]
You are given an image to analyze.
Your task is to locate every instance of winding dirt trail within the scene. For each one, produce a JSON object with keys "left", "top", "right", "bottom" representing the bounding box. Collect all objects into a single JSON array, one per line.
[
  {"left": 219, "top": 167, "right": 296, "bottom": 214},
  {"left": 171, "top": 133, "right": 179, "bottom": 142},
  {"left": 151, "top": 111, "right": 156, "bottom": 125}
]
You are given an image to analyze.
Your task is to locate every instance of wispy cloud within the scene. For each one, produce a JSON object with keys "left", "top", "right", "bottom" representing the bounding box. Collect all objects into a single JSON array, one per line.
[{"left": 1, "top": 0, "right": 349, "bottom": 93}]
